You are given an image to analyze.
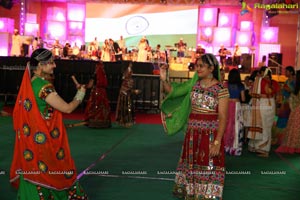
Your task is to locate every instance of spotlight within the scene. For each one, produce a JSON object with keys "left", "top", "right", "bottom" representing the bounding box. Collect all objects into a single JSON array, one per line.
[
  {"left": 160, "top": 0, "right": 167, "bottom": 4},
  {"left": 199, "top": 0, "right": 205, "bottom": 4}
]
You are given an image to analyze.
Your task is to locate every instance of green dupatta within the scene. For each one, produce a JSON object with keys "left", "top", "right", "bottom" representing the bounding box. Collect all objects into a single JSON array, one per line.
[{"left": 161, "top": 73, "right": 199, "bottom": 136}]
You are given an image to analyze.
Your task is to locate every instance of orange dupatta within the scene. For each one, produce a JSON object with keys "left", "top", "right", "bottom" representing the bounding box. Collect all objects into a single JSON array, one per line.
[{"left": 10, "top": 66, "right": 77, "bottom": 190}]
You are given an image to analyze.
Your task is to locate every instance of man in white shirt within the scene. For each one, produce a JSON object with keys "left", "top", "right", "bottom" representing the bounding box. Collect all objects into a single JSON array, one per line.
[
  {"left": 10, "top": 29, "right": 22, "bottom": 56},
  {"left": 118, "top": 35, "right": 126, "bottom": 54},
  {"left": 233, "top": 43, "right": 242, "bottom": 67}
]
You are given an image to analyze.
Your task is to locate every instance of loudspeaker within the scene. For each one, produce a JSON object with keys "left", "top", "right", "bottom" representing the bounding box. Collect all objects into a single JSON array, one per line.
[
  {"left": 268, "top": 53, "right": 282, "bottom": 67},
  {"left": 240, "top": 53, "right": 253, "bottom": 73},
  {"left": 268, "top": 53, "right": 282, "bottom": 75},
  {"left": 0, "top": 0, "right": 13, "bottom": 9}
]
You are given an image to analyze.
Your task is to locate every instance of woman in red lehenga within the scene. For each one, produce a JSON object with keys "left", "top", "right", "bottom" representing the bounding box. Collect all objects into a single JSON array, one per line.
[
  {"left": 84, "top": 61, "right": 111, "bottom": 128},
  {"left": 276, "top": 70, "right": 300, "bottom": 154},
  {"left": 10, "top": 48, "right": 88, "bottom": 199},
  {"left": 160, "top": 54, "right": 229, "bottom": 199}
]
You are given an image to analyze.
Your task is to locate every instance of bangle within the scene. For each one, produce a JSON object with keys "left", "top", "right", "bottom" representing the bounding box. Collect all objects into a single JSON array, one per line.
[
  {"left": 74, "top": 90, "right": 85, "bottom": 103},
  {"left": 213, "top": 140, "right": 220, "bottom": 145}
]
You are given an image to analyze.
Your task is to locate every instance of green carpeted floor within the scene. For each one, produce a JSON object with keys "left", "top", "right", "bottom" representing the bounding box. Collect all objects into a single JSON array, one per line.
[{"left": 0, "top": 116, "right": 299, "bottom": 200}]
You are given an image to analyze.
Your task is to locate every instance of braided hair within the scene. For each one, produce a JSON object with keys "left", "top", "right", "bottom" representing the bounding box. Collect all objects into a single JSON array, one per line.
[{"left": 29, "top": 48, "right": 53, "bottom": 70}]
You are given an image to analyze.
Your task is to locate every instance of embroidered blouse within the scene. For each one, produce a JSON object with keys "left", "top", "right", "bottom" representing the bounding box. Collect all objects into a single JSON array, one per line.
[
  {"left": 32, "top": 77, "right": 56, "bottom": 119},
  {"left": 191, "top": 82, "right": 229, "bottom": 113}
]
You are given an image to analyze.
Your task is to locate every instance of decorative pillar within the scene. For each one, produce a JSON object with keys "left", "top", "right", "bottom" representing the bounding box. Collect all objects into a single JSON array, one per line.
[{"left": 20, "top": 0, "right": 26, "bottom": 35}]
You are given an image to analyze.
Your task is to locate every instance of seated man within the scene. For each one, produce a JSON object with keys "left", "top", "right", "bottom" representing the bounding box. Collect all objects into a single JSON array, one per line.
[{"left": 195, "top": 44, "right": 206, "bottom": 58}]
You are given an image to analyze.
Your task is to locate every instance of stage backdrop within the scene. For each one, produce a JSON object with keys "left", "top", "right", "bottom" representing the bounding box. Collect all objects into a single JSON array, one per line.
[{"left": 85, "top": 3, "right": 198, "bottom": 50}]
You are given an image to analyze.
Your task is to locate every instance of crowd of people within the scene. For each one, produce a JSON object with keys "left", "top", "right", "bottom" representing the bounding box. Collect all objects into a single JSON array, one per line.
[
  {"left": 159, "top": 53, "right": 300, "bottom": 199},
  {"left": 3, "top": 40, "right": 300, "bottom": 199}
]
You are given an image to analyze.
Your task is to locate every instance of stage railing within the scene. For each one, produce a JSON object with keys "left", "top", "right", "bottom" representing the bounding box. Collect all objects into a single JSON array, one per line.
[
  {"left": 132, "top": 74, "right": 161, "bottom": 112},
  {"left": 0, "top": 57, "right": 161, "bottom": 112}
]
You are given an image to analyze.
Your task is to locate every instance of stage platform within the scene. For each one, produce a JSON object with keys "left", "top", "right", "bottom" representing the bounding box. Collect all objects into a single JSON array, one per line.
[
  {"left": 169, "top": 63, "right": 288, "bottom": 82},
  {"left": 0, "top": 57, "right": 161, "bottom": 111},
  {"left": 0, "top": 56, "right": 287, "bottom": 113}
]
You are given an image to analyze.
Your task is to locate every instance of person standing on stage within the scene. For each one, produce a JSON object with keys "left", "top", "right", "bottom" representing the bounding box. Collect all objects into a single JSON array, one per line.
[
  {"left": 160, "top": 53, "right": 229, "bottom": 199},
  {"left": 62, "top": 42, "right": 71, "bottom": 58},
  {"left": 10, "top": 29, "right": 22, "bottom": 56},
  {"left": 257, "top": 55, "right": 267, "bottom": 68},
  {"left": 84, "top": 61, "right": 111, "bottom": 128},
  {"left": 110, "top": 38, "right": 122, "bottom": 61},
  {"left": 137, "top": 36, "right": 148, "bottom": 62},
  {"left": 118, "top": 35, "right": 127, "bottom": 54},
  {"left": 101, "top": 39, "right": 111, "bottom": 62},
  {"left": 32, "top": 37, "right": 38, "bottom": 52},
  {"left": 38, "top": 36, "right": 44, "bottom": 48},
  {"left": 115, "top": 63, "right": 134, "bottom": 128},
  {"left": 93, "top": 37, "right": 99, "bottom": 51},
  {"left": 52, "top": 38, "right": 63, "bottom": 58},
  {"left": 10, "top": 48, "right": 88, "bottom": 199},
  {"left": 176, "top": 38, "right": 186, "bottom": 63},
  {"left": 232, "top": 43, "right": 242, "bottom": 67},
  {"left": 218, "top": 44, "right": 228, "bottom": 69}
]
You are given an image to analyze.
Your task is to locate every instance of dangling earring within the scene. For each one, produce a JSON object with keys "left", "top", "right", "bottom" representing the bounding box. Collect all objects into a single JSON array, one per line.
[{"left": 208, "top": 73, "right": 213, "bottom": 79}]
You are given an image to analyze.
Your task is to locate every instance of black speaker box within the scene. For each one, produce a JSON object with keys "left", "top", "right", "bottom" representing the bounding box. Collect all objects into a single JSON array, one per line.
[
  {"left": 240, "top": 53, "right": 253, "bottom": 73},
  {"left": 268, "top": 53, "right": 282, "bottom": 67},
  {"left": 0, "top": 0, "right": 13, "bottom": 9}
]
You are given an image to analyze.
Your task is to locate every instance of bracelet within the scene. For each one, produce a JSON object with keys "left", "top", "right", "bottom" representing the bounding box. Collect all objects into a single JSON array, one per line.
[
  {"left": 73, "top": 90, "right": 85, "bottom": 103},
  {"left": 213, "top": 140, "right": 220, "bottom": 145}
]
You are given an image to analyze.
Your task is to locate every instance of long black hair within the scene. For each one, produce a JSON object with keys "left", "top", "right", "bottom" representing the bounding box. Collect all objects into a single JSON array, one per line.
[
  {"left": 228, "top": 68, "right": 243, "bottom": 86},
  {"left": 285, "top": 66, "right": 295, "bottom": 76}
]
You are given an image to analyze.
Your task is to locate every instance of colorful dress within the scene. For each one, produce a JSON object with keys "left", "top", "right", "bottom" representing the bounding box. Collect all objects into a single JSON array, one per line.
[
  {"left": 101, "top": 42, "right": 111, "bottom": 62},
  {"left": 277, "top": 79, "right": 295, "bottom": 127},
  {"left": 161, "top": 74, "right": 229, "bottom": 199},
  {"left": 276, "top": 92, "right": 300, "bottom": 153},
  {"left": 11, "top": 34, "right": 22, "bottom": 56},
  {"left": 224, "top": 83, "right": 245, "bottom": 156},
  {"left": 137, "top": 41, "right": 148, "bottom": 62},
  {"left": 115, "top": 70, "right": 134, "bottom": 128},
  {"left": 84, "top": 62, "right": 111, "bottom": 128},
  {"left": 273, "top": 79, "right": 295, "bottom": 144},
  {"left": 248, "top": 77, "right": 280, "bottom": 155},
  {"left": 10, "top": 67, "right": 88, "bottom": 199}
]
